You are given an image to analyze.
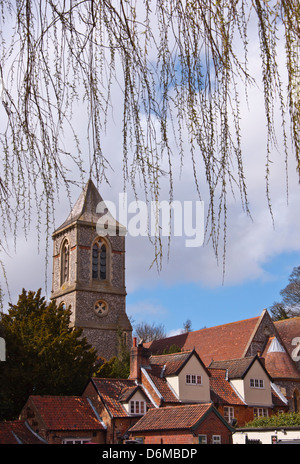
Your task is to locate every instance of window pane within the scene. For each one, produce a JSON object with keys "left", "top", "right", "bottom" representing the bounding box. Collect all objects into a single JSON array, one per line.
[
  {"left": 92, "top": 244, "right": 98, "bottom": 278},
  {"left": 130, "top": 401, "right": 134, "bottom": 414},
  {"left": 100, "top": 244, "right": 106, "bottom": 279}
]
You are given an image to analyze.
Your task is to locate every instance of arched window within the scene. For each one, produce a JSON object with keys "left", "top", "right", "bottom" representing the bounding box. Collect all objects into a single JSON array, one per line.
[
  {"left": 61, "top": 240, "right": 69, "bottom": 284},
  {"left": 92, "top": 239, "right": 107, "bottom": 280}
]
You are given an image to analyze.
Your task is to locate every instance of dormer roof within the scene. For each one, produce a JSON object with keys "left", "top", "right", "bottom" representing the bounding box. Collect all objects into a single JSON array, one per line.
[
  {"left": 208, "top": 355, "right": 272, "bottom": 381},
  {"left": 149, "top": 349, "right": 210, "bottom": 377}
]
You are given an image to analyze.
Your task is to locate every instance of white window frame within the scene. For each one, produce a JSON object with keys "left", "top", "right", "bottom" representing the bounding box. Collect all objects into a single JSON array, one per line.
[
  {"left": 250, "top": 378, "right": 265, "bottom": 389},
  {"left": 129, "top": 400, "right": 146, "bottom": 415},
  {"left": 253, "top": 407, "right": 268, "bottom": 418},
  {"left": 223, "top": 406, "right": 234, "bottom": 423},
  {"left": 62, "top": 438, "right": 91, "bottom": 444},
  {"left": 185, "top": 374, "right": 202, "bottom": 385},
  {"left": 212, "top": 435, "right": 221, "bottom": 444}
]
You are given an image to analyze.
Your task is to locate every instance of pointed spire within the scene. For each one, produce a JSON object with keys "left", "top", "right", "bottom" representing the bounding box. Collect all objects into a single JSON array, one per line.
[{"left": 54, "top": 179, "right": 124, "bottom": 234}]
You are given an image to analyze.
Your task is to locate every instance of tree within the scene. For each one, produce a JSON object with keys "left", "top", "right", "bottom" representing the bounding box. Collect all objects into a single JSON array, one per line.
[
  {"left": 134, "top": 321, "right": 166, "bottom": 343},
  {"left": 182, "top": 319, "right": 192, "bottom": 333},
  {"left": 270, "top": 266, "right": 300, "bottom": 320},
  {"left": 0, "top": 289, "right": 99, "bottom": 420},
  {"left": 0, "top": 0, "right": 299, "bottom": 293}
]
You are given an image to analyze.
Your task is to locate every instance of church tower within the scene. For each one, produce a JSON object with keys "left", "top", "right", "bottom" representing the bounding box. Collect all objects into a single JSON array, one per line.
[{"left": 51, "top": 179, "right": 132, "bottom": 360}]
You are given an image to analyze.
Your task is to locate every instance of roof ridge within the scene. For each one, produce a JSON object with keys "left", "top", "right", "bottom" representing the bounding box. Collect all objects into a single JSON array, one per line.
[
  {"left": 150, "top": 349, "right": 193, "bottom": 358},
  {"left": 189, "top": 315, "right": 260, "bottom": 333},
  {"left": 275, "top": 316, "right": 300, "bottom": 324}
]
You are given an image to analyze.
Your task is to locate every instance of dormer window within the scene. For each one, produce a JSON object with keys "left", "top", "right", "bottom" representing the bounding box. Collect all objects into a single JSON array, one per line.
[
  {"left": 186, "top": 374, "right": 202, "bottom": 385},
  {"left": 61, "top": 240, "right": 70, "bottom": 284},
  {"left": 92, "top": 239, "right": 107, "bottom": 280},
  {"left": 129, "top": 400, "right": 146, "bottom": 415},
  {"left": 250, "top": 378, "right": 264, "bottom": 389}
]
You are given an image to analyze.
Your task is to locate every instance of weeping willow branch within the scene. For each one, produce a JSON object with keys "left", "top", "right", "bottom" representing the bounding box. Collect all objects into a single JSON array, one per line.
[{"left": 0, "top": 0, "right": 299, "bottom": 298}]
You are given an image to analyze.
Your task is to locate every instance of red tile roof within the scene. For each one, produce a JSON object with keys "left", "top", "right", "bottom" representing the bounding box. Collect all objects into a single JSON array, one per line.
[
  {"left": 0, "top": 420, "right": 46, "bottom": 444},
  {"left": 143, "top": 364, "right": 181, "bottom": 404},
  {"left": 91, "top": 378, "right": 153, "bottom": 417},
  {"left": 208, "top": 368, "right": 245, "bottom": 405},
  {"left": 129, "top": 403, "right": 214, "bottom": 432},
  {"left": 275, "top": 317, "right": 300, "bottom": 358},
  {"left": 145, "top": 316, "right": 260, "bottom": 366},
  {"left": 262, "top": 337, "right": 300, "bottom": 380},
  {"left": 29, "top": 396, "right": 105, "bottom": 431},
  {"left": 149, "top": 351, "right": 193, "bottom": 376}
]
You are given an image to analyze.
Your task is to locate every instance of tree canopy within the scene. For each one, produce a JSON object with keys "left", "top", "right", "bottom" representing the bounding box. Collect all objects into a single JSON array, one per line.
[
  {"left": 0, "top": 0, "right": 299, "bottom": 287},
  {"left": 0, "top": 289, "right": 98, "bottom": 420},
  {"left": 270, "top": 266, "right": 300, "bottom": 320},
  {"left": 245, "top": 411, "right": 300, "bottom": 428},
  {"left": 134, "top": 320, "right": 167, "bottom": 342}
]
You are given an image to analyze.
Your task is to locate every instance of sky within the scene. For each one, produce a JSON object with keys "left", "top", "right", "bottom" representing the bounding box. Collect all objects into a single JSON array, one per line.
[{"left": 1, "top": 6, "right": 300, "bottom": 338}]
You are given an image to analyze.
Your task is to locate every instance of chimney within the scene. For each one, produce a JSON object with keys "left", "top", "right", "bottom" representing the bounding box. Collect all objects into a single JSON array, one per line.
[{"left": 129, "top": 338, "right": 150, "bottom": 383}]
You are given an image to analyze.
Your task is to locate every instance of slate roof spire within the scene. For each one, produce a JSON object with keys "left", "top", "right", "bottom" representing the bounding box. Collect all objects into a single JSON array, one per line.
[{"left": 54, "top": 178, "right": 124, "bottom": 234}]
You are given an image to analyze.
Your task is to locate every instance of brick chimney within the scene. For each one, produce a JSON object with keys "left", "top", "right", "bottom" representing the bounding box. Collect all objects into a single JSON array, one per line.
[{"left": 129, "top": 337, "right": 150, "bottom": 383}]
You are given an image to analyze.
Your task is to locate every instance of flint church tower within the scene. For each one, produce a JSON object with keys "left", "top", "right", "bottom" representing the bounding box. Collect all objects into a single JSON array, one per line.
[{"left": 51, "top": 179, "right": 132, "bottom": 360}]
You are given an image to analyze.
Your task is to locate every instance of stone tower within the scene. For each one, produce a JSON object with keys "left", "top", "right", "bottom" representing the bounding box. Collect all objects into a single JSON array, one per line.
[{"left": 51, "top": 179, "right": 132, "bottom": 360}]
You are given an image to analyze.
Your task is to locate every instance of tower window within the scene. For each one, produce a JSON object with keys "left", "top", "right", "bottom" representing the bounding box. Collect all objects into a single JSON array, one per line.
[
  {"left": 61, "top": 240, "right": 69, "bottom": 284},
  {"left": 92, "top": 239, "right": 107, "bottom": 280}
]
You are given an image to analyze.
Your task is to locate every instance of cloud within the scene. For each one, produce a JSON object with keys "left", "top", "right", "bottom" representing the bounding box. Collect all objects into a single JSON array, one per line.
[{"left": 127, "top": 299, "right": 168, "bottom": 321}]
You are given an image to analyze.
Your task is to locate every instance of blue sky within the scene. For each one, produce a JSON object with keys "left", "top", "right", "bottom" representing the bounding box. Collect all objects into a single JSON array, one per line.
[{"left": 126, "top": 250, "right": 300, "bottom": 336}]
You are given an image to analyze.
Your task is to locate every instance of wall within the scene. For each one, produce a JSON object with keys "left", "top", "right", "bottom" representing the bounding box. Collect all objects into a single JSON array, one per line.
[
  {"left": 130, "top": 410, "right": 233, "bottom": 444},
  {"left": 233, "top": 427, "right": 300, "bottom": 444},
  {"left": 230, "top": 360, "right": 272, "bottom": 407},
  {"left": 166, "top": 355, "right": 210, "bottom": 403}
]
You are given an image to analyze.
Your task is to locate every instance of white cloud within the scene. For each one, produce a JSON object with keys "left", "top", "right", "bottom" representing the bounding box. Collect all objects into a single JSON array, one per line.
[{"left": 127, "top": 299, "right": 168, "bottom": 319}]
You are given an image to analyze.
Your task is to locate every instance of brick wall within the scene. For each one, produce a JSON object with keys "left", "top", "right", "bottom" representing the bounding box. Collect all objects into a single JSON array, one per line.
[{"left": 130, "top": 409, "right": 232, "bottom": 444}]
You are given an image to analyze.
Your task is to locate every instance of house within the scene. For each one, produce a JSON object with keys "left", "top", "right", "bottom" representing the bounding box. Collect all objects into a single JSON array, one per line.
[
  {"left": 82, "top": 377, "right": 154, "bottom": 444},
  {"left": 128, "top": 403, "right": 234, "bottom": 444},
  {"left": 19, "top": 395, "right": 106, "bottom": 444},
  {"left": 127, "top": 338, "right": 287, "bottom": 428},
  {"left": 131, "top": 343, "right": 212, "bottom": 407},
  {"left": 233, "top": 426, "right": 300, "bottom": 444},
  {"left": 0, "top": 420, "right": 47, "bottom": 444},
  {"left": 209, "top": 355, "right": 289, "bottom": 424},
  {"left": 145, "top": 309, "right": 300, "bottom": 412}
]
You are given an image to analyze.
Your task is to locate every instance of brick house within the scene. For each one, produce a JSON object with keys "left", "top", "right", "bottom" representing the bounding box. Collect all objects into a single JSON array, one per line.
[
  {"left": 128, "top": 403, "right": 234, "bottom": 444},
  {"left": 82, "top": 378, "right": 154, "bottom": 444},
  {"left": 145, "top": 309, "right": 300, "bottom": 413},
  {"left": 19, "top": 395, "right": 106, "bottom": 444},
  {"left": 209, "top": 355, "right": 288, "bottom": 424},
  {"left": 126, "top": 338, "right": 287, "bottom": 429},
  {"left": 0, "top": 420, "right": 47, "bottom": 444}
]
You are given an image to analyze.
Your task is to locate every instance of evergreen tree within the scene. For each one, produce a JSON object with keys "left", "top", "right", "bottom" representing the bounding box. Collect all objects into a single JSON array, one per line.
[{"left": 0, "top": 289, "right": 98, "bottom": 420}]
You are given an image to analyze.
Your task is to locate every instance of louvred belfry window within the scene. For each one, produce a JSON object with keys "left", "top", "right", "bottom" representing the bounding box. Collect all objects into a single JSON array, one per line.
[{"left": 92, "top": 240, "right": 107, "bottom": 280}]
